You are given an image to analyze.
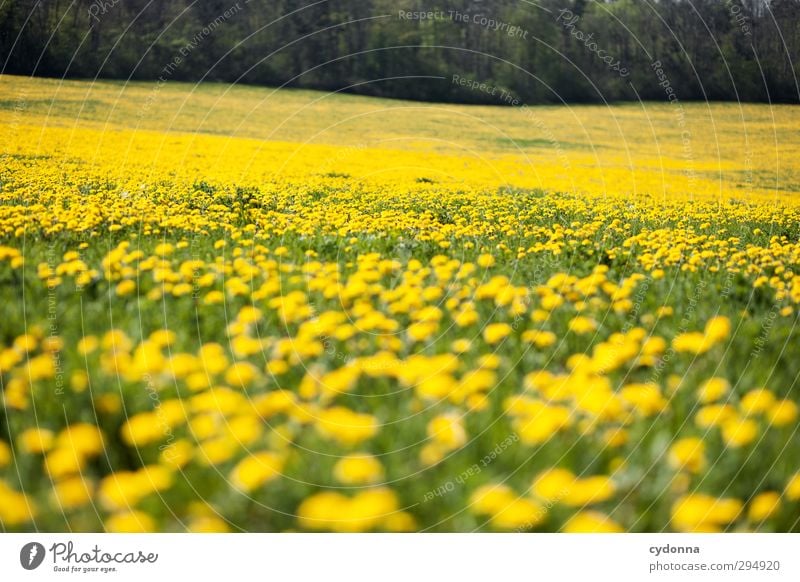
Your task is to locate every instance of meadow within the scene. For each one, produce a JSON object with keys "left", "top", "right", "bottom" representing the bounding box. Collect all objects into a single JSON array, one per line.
[{"left": 0, "top": 75, "right": 799, "bottom": 532}]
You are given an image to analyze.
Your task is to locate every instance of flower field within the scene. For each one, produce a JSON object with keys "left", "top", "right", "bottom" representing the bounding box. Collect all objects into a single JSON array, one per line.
[{"left": 1, "top": 76, "right": 799, "bottom": 533}]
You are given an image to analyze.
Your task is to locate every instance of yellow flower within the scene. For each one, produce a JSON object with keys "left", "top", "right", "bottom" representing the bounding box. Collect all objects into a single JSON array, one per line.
[
  {"left": 204, "top": 290, "right": 224, "bottom": 305},
  {"left": 721, "top": 417, "right": 759, "bottom": 448},
  {"left": 154, "top": 243, "right": 174, "bottom": 256},
  {"left": 514, "top": 404, "right": 571, "bottom": 445},
  {"left": 237, "top": 306, "right": 263, "bottom": 324},
  {"left": 468, "top": 483, "right": 515, "bottom": 517},
  {"left": 532, "top": 469, "right": 615, "bottom": 507},
  {"left": 704, "top": 316, "right": 731, "bottom": 343},
  {"left": 0, "top": 481, "right": 37, "bottom": 525},
  {"left": 563, "top": 476, "right": 616, "bottom": 507},
  {"left": 383, "top": 511, "right": 418, "bottom": 532},
  {"left": 522, "top": 330, "right": 557, "bottom": 348},
  {"left": 620, "top": 383, "right": 667, "bottom": 416},
  {"left": 95, "top": 393, "right": 122, "bottom": 414},
  {"left": 70, "top": 370, "right": 89, "bottom": 392},
  {"left": 185, "top": 371, "right": 212, "bottom": 391},
  {"left": 149, "top": 329, "right": 176, "bottom": 347},
  {"left": 483, "top": 323, "right": 512, "bottom": 345},
  {"left": 19, "top": 428, "right": 55, "bottom": 454},
  {"left": 641, "top": 336, "right": 667, "bottom": 356},
  {"left": 491, "top": 498, "right": 545, "bottom": 530},
  {"left": 115, "top": 279, "right": 136, "bottom": 296},
  {"left": 297, "top": 488, "right": 398, "bottom": 532},
  {"left": 320, "top": 365, "right": 361, "bottom": 397},
  {"left": 563, "top": 511, "right": 623, "bottom": 533},
  {"left": 224, "top": 361, "right": 260, "bottom": 387},
  {"left": 568, "top": 316, "right": 597, "bottom": 335},
  {"left": 477, "top": 254, "right": 495, "bottom": 268},
  {"left": 532, "top": 468, "right": 575, "bottom": 502},
  {"left": 407, "top": 321, "right": 437, "bottom": 342},
  {"left": 574, "top": 389, "right": 624, "bottom": 421},
  {"left": 230, "top": 451, "right": 284, "bottom": 492},
  {"left": 0, "top": 440, "right": 10, "bottom": 467},
  {"left": 98, "top": 467, "right": 173, "bottom": 510},
  {"left": 673, "top": 332, "right": 711, "bottom": 354},
  {"left": 333, "top": 454, "right": 384, "bottom": 484},
  {"left": 51, "top": 476, "right": 94, "bottom": 510},
  {"left": 56, "top": 423, "right": 104, "bottom": 457},
  {"left": 415, "top": 374, "right": 457, "bottom": 401},
  {"left": 419, "top": 443, "right": 447, "bottom": 466},
  {"left": 671, "top": 493, "right": 742, "bottom": 532},
  {"left": 42, "top": 336, "right": 64, "bottom": 352},
  {"left": 478, "top": 353, "right": 501, "bottom": 369},
  {"left": 695, "top": 404, "right": 737, "bottom": 428},
  {"left": 44, "top": 447, "right": 85, "bottom": 478},
  {"left": 14, "top": 334, "right": 38, "bottom": 352},
  {"left": 697, "top": 377, "right": 729, "bottom": 403},
  {"left": 195, "top": 436, "right": 238, "bottom": 465},
  {"left": 342, "top": 488, "right": 400, "bottom": 532},
  {"left": 25, "top": 354, "right": 55, "bottom": 380},
  {"left": 466, "top": 393, "right": 489, "bottom": 411},
  {"left": 740, "top": 388, "right": 777, "bottom": 416},
  {"left": 748, "top": 492, "right": 781, "bottom": 522},
  {"left": 252, "top": 390, "right": 297, "bottom": 418},
  {"left": 668, "top": 437, "right": 706, "bottom": 473},
  {"left": 105, "top": 510, "right": 156, "bottom": 533},
  {"left": 266, "top": 359, "right": 290, "bottom": 375},
  {"left": 451, "top": 369, "right": 496, "bottom": 403},
  {"left": 198, "top": 343, "right": 229, "bottom": 374},
  {"left": 427, "top": 414, "right": 467, "bottom": 450},
  {"left": 768, "top": 400, "right": 798, "bottom": 427},
  {"left": 785, "top": 473, "right": 800, "bottom": 501},
  {"left": 603, "top": 427, "right": 629, "bottom": 447},
  {"left": 667, "top": 374, "right": 683, "bottom": 393},
  {"left": 451, "top": 338, "right": 472, "bottom": 353},
  {"left": 102, "top": 329, "right": 132, "bottom": 352},
  {"left": 316, "top": 407, "right": 379, "bottom": 446},
  {"left": 121, "top": 412, "right": 166, "bottom": 447},
  {"left": 159, "top": 439, "right": 193, "bottom": 468}
]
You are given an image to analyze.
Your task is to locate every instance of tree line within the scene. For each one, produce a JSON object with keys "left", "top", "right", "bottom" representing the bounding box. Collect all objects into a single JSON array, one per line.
[{"left": 1, "top": 0, "right": 798, "bottom": 103}]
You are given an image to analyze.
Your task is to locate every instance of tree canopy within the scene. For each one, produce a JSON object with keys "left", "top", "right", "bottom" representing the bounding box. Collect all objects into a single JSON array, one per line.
[{"left": 2, "top": 0, "right": 798, "bottom": 103}]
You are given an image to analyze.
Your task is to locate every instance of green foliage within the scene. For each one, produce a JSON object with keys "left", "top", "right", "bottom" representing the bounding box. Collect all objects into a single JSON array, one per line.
[{"left": 1, "top": 0, "right": 798, "bottom": 103}]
